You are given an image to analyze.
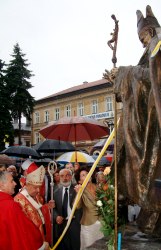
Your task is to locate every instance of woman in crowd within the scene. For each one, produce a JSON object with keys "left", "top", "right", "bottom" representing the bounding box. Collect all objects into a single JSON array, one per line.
[
  {"left": 75, "top": 167, "right": 103, "bottom": 250},
  {"left": 53, "top": 169, "right": 61, "bottom": 192}
]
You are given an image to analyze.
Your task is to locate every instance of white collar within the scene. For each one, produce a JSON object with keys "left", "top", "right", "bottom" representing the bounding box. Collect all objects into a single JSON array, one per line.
[{"left": 20, "top": 188, "right": 45, "bottom": 224}]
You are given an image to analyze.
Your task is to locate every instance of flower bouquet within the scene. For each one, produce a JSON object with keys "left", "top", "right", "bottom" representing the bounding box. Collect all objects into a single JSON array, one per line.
[{"left": 96, "top": 166, "right": 115, "bottom": 248}]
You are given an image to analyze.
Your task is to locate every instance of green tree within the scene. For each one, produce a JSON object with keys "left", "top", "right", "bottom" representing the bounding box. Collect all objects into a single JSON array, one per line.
[
  {"left": 0, "top": 60, "right": 14, "bottom": 150},
  {"left": 5, "top": 43, "right": 35, "bottom": 145}
]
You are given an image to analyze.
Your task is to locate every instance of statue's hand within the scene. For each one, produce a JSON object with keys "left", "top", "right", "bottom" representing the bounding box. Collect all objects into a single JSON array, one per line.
[
  {"left": 103, "top": 69, "right": 110, "bottom": 80},
  {"left": 110, "top": 67, "right": 118, "bottom": 81},
  {"left": 103, "top": 67, "right": 118, "bottom": 82}
]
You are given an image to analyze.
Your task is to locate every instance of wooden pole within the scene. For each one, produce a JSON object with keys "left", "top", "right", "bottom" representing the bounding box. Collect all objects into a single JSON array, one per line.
[
  {"left": 114, "top": 94, "right": 118, "bottom": 250},
  {"left": 107, "top": 14, "right": 119, "bottom": 249}
]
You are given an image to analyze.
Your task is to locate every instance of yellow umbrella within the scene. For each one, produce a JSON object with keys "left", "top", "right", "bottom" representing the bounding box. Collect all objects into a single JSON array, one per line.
[{"left": 56, "top": 151, "right": 94, "bottom": 163}]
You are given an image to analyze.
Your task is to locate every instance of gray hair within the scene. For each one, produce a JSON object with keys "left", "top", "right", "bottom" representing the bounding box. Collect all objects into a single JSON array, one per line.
[
  {"left": 0, "top": 171, "right": 10, "bottom": 183},
  {"left": 7, "top": 165, "right": 16, "bottom": 171},
  {"left": 59, "top": 168, "right": 72, "bottom": 176}
]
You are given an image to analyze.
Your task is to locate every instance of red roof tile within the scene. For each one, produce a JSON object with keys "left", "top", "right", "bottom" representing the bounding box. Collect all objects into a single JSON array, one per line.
[{"left": 38, "top": 78, "right": 109, "bottom": 101}]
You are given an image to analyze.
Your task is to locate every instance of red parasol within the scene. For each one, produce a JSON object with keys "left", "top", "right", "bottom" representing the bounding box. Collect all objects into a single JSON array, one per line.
[{"left": 39, "top": 116, "right": 109, "bottom": 162}]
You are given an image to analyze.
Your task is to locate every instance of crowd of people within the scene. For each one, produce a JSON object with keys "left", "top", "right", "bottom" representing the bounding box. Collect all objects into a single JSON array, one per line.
[
  {"left": 1, "top": 3, "right": 159, "bottom": 247},
  {"left": 0, "top": 157, "right": 140, "bottom": 250},
  {"left": 0, "top": 158, "right": 114, "bottom": 250}
]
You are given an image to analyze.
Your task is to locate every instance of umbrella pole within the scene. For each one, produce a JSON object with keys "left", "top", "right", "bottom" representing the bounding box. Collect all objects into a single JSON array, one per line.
[
  {"left": 74, "top": 124, "right": 77, "bottom": 162},
  {"left": 48, "top": 161, "right": 57, "bottom": 247},
  {"left": 75, "top": 147, "right": 77, "bottom": 163}
]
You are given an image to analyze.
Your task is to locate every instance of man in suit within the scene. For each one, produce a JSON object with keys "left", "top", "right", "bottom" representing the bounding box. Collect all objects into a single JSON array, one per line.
[{"left": 53, "top": 168, "right": 82, "bottom": 250}]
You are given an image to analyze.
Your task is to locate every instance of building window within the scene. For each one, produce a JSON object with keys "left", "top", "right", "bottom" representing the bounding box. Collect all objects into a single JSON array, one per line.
[
  {"left": 92, "top": 100, "right": 98, "bottom": 114},
  {"left": 66, "top": 105, "right": 71, "bottom": 117},
  {"left": 78, "top": 103, "right": 84, "bottom": 116},
  {"left": 35, "top": 132, "right": 40, "bottom": 144},
  {"left": 34, "top": 112, "right": 40, "bottom": 124},
  {"left": 106, "top": 97, "right": 113, "bottom": 111},
  {"left": 54, "top": 108, "right": 60, "bottom": 120},
  {"left": 44, "top": 110, "right": 49, "bottom": 122}
]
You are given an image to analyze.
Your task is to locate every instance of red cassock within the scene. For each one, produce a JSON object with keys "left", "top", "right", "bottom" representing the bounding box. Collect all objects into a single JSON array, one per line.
[{"left": 0, "top": 191, "right": 43, "bottom": 250}]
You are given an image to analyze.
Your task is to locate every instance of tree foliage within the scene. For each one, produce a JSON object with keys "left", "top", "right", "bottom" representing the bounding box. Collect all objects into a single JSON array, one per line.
[
  {"left": 0, "top": 60, "right": 14, "bottom": 150},
  {"left": 5, "top": 43, "right": 35, "bottom": 145}
]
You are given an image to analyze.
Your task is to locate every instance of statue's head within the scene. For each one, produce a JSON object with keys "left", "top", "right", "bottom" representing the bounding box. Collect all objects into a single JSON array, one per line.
[{"left": 136, "top": 5, "right": 160, "bottom": 47}]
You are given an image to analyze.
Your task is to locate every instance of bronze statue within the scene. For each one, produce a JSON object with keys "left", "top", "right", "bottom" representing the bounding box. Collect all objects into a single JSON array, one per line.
[{"left": 106, "top": 5, "right": 161, "bottom": 235}]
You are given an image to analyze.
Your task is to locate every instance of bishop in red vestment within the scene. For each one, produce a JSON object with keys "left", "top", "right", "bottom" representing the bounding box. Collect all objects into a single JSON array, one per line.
[
  {"left": 0, "top": 171, "right": 44, "bottom": 250},
  {"left": 14, "top": 161, "right": 54, "bottom": 245}
]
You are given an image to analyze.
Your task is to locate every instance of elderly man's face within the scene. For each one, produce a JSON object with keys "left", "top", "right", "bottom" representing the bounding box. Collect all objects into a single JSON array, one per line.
[
  {"left": 59, "top": 169, "right": 72, "bottom": 187},
  {"left": 26, "top": 183, "right": 42, "bottom": 198},
  {"left": 0, "top": 173, "right": 16, "bottom": 195}
]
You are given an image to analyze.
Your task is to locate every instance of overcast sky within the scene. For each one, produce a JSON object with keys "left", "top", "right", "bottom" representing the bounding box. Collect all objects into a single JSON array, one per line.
[{"left": 0, "top": 0, "right": 160, "bottom": 100}]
